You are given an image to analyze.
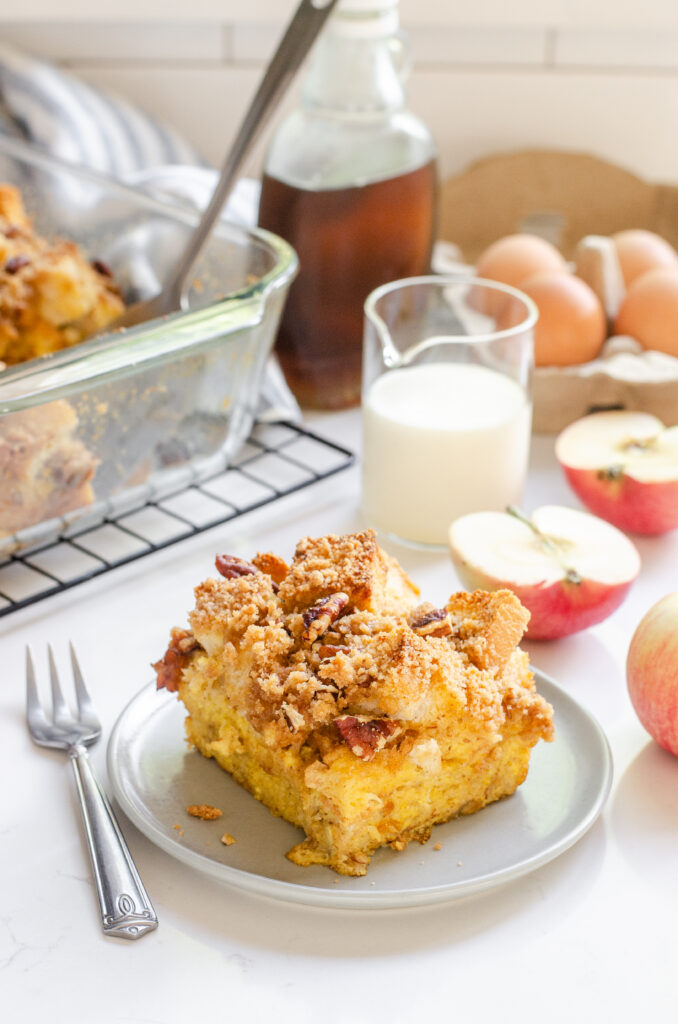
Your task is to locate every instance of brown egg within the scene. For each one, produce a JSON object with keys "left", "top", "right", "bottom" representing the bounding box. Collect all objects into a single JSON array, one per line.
[
  {"left": 476, "top": 233, "right": 568, "bottom": 289},
  {"left": 614, "top": 266, "right": 678, "bottom": 355},
  {"left": 612, "top": 229, "right": 678, "bottom": 288},
  {"left": 511, "top": 271, "right": 607, "bottom": 366}
]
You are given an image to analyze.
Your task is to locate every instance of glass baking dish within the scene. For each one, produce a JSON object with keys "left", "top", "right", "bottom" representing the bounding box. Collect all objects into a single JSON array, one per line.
[{"left": 0, "top": 137, "right": 298, "bottom": 556}]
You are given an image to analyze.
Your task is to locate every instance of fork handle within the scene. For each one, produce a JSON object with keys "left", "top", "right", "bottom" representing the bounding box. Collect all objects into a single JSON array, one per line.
[{"left": 70, "top": 747, "right": 158, "bottom": 940}]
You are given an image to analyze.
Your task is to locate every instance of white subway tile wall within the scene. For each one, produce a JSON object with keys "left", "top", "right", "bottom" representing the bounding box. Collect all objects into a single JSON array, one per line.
[
  {"left": 2, "top": 15, "right": 678, "bottom": 184},
  {"left": 1, "top": 22, "right": 224, "bottom": 62},
  {"left": 555, "top": 29, "right": 678, "bottom": 68},
  {"left": 408, "top": 26, "right": 549, "bottom": 66}
]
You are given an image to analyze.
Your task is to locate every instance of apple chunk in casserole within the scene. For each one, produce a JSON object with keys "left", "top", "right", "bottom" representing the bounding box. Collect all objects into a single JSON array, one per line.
[{"left": 154, "top": 530, "right": 554, "bottom": 876}]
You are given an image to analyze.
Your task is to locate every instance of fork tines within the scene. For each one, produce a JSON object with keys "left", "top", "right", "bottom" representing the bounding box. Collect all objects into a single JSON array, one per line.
[{"left": 25, "top": 644, "right": 100, "bottom": 746}]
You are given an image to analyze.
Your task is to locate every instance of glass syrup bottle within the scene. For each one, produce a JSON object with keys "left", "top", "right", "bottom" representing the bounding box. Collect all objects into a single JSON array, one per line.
[{"left": 258, "top": 0, "right": 438, "bottom": 410}]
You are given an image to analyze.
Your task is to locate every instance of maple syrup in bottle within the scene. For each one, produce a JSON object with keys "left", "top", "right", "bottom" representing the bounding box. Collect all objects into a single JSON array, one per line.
[{"left": 257, "top": 0, "right": 438, "bottom": 409}]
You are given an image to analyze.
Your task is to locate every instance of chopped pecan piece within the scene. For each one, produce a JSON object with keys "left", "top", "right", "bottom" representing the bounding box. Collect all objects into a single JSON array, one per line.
[
  {"left": 409, "top": 607, "right": 453, "bottom": 638},
  {"left": 334, "top": 715, "right": 401, "bottom": 761},
  {"left": 4, "top": 255, "right": 29, "bottom": 274},
  {"left": 91, "top": 258, "right": 113, "bottom": 278},
  {"left": 153, "top": 652, "right": 188, "bottom": 693},
  {"left": 215, "top": 554, "right": 258, "bottom": 580},
  {"left": 152, "top": 627, "right": 201, "bottom": 692},
  {"left": 215, "top": 552, "right": 281, "bottom": 592},
  {"left": 317, "top": 644, "right": 351, "bottom": 659},
  {"left": 302, "top": 592, "right": 349, "bottom": 642}
]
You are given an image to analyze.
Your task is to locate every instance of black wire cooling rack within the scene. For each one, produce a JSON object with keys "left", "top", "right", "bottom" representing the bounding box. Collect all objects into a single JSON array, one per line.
[{"left": 0, "top": 421, "right": 354, "bottom": 618}]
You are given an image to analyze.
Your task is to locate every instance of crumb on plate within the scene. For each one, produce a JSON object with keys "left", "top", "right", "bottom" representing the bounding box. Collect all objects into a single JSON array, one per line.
[{"left": 186, "top": 804, "right": 222, "bottom": 820}]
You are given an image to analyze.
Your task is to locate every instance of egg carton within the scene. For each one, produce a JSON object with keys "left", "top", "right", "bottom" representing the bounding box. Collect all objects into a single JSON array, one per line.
[
  {"left": 432, "top": 234, "right": 678, "bottom": 435},
  {"left": 533, "top": 336, "right": 678, "bottom": 433},
  {"left": 434, "top": 149, "right": 678, "bottom": 433}
]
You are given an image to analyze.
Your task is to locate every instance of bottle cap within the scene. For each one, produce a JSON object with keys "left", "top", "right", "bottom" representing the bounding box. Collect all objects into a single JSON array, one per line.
[
  {"left": 333, "top": 0, "right": 399, "bottom": 35},
  {"left": 338, "top": 0, "right": 398, "bottom": 9}
]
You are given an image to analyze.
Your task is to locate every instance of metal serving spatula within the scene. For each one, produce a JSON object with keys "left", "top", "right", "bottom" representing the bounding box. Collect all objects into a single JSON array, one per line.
[{"left": 112, "top": 0, "right": 339, "bottom": 331}]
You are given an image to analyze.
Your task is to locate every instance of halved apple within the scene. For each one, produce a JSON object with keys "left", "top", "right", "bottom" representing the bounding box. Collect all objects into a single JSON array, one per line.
[
  {"left": 449, "top": 505, "right": 640, "bottom": 640},
  {"left": 556, "top": 410, "right": 678, "bottom": 535}
]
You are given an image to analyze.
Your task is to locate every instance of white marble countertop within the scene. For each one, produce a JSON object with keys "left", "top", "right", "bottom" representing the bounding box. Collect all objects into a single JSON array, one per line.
[{"left": 2, "top": 407, "right": 677, "bottom": 1022}]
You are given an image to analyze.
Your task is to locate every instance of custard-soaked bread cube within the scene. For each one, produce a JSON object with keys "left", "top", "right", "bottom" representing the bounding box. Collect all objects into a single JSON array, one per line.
[
  {"left": 277, "top": 529, "right": 420, "bottom": 615},
  {"left": 446, "top": 589, "right": 530, "bottom": 671},
  {"left": 154, "top": 530, "right": 553, "bottom": 876},
  {"left": 33, "top": 244, "right": 100, "bottom": 325},
  {"left": 0, "top": 400, "right": 97, "bottom": 536},
  {"left": 0, "top": 183, "right": 124, "bottom": 365}
]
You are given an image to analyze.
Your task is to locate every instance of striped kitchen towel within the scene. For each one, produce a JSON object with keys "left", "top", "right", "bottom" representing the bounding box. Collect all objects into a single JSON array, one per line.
[{"left": 0, "top": 42, "right": 202, "bottom": 176}]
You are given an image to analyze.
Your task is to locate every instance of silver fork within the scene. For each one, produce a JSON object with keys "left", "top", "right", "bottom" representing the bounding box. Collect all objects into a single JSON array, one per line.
[{"left": 26, "top": 644, "right": 158, "bottom": 940}]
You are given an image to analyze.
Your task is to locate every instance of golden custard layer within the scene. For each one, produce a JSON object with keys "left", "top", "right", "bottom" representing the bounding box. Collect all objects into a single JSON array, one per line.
[
  {"left": 154, "top": 531, "right": 554, "bottom": 876},
  {"left": 0, "top": 184, "right": 124, "bottom": 365}
]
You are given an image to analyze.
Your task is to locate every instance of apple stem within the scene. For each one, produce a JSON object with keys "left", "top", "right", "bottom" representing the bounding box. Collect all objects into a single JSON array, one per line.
[{"left": 506, "top": 506, "right": 583, "bottom": 585}]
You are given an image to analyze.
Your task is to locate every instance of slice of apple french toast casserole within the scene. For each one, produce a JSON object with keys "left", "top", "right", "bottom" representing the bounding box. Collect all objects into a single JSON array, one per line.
[{"left": 153, "top": 530, "right": 554, "bottom": 876}]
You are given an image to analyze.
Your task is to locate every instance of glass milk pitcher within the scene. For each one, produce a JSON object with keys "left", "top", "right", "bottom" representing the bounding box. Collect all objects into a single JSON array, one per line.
[{"left": 361, "top": 275, "right": 537, "bottom": 547}]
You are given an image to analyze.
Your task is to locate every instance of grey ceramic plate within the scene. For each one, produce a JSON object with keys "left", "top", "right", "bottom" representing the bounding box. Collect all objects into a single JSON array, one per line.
[{"left": 107, "top": 670, "right": 612, "bottom": 909}]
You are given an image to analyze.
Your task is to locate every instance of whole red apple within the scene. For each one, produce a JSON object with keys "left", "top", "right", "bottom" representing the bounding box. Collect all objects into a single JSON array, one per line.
[
  {"left": 556, "top": 410, "right": 678, "bottom": 535},
  {"left": 627, "top": 593, "right": 678, "bottom": 756}
]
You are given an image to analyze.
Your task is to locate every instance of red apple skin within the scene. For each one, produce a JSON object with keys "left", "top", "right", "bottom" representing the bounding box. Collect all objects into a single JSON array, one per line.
[
  {"left": 627, "top": 593, "right": 678, "bottom": 756},
  {"left": 561, "top": 465, "right": 678, "bottom": 535},
  {"left": 452, "top": 561, "right": 634, "bottom": 640}
]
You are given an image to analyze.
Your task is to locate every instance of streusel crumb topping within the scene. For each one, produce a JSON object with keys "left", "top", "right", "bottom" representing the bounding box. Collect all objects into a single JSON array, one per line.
[{"left": 154, "top": 530, "right": 552, "bottom": 757}]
